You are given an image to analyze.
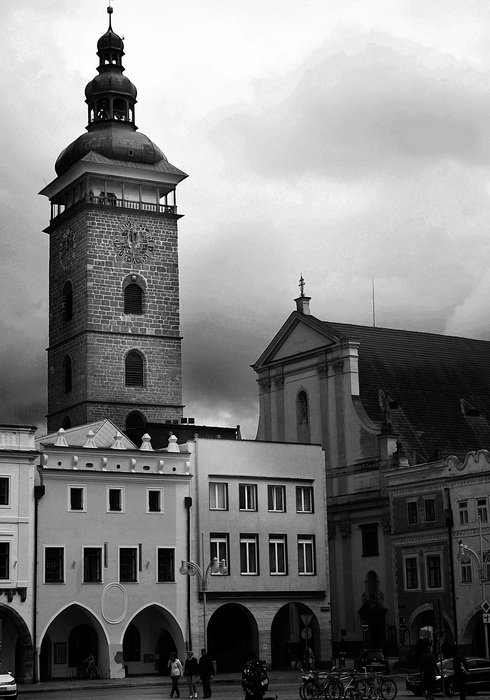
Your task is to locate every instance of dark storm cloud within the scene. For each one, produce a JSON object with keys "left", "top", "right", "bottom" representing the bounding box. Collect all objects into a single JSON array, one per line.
[{"left": 212, "top": 33, "right": 490, "bottom": 180}]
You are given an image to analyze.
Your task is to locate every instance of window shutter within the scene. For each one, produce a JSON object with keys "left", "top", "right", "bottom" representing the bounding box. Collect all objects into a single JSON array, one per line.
[
  {"left": 124, "top": 284, "right": 143, "bottom": 314},
  {"left": 125, "top": 351, "right": 144, "bottom": 386}
]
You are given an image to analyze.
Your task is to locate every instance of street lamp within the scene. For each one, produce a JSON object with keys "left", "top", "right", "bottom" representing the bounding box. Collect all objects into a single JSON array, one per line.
[
  {"left": 458, "top": 517, "right": 490, "bottom": 658},
  {"left": 180, "top": 557, "right": 227, "bottom": 651}
]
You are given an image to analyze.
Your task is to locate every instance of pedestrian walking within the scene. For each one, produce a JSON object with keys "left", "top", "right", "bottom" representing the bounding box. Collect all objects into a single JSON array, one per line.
[
  {"left": 453, "top": 646, "right": 469, "bottom": 700},
  {"left": 168, "top": 651, "right": 183, "bottom": 698},
  {"left": 419, "top": 641, "right": 438, "bottom": 700},
  {"left": 198, "top": 648, "right": 215, "bottom": 699},
  {"left": 184, "top": 650, "right": 199, "bottom": 698}
]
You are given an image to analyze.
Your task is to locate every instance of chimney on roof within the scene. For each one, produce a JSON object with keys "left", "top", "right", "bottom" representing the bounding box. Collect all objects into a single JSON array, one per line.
[{"left": 295, "top": 274, "right": 311, "bottom": 315}]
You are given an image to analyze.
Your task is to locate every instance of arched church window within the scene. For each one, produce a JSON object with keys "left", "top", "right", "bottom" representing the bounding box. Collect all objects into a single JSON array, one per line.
[
  {"left": 124, "top": 283, "right": 143, "bottom": 314},
  {"left": 296, "top": 390, "right": 310, "bottom": 442},
  {"left": 62, "top": 281, "right": 73, "bottom": 322},
  {"left": 62, "top": 356, "right": 72, "bottom": 393},
  {"left": 125, "top": 351, "right": 144, "bottom": 387}
]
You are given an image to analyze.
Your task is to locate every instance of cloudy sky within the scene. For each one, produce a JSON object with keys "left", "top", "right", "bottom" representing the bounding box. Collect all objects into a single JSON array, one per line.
[{"left": 2, "top": 0, "right": 490, "bottom": 438}]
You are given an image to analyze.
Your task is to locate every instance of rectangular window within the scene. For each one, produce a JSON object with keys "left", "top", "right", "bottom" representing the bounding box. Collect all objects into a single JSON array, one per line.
[
  {"left": 461, "top": 562, "right": 472, "bottom": 584},
  {"left": 83, "top": 547, "right": 102, "bottom": 583},
  {"left": 427, "top": 555, "right": 442, "bottom": 588},
  {"left": 209, "top": 482, "right": 228, "bottom": 511},
  {"left": 268, "top": 485, "right": 286, "bottom": 512},
  {"left": 361, "top": 524, "right": 379, "bottom": 557},
  {"left": 45, "top": 546, "right": 64, "bottom": 583},
  {"left": 459, "top": 501, "right": 469, "bottom": 525},
  {"left": 478, "top": 498, "right": 488, "bottom": 523},
  {"left": 0, "top": 543, "right": 9, "bottom": 579},
  {"left": 407, "top": 501, "right": 418, "bottom": 525},
  {"left": 240, "top": 534, "right": 259, "bottom": 575},
  {"left": 0, "top": 478, "right": 9, "bottom": 506},
  {"left": 69, "top": 486, "right": 85, "bottom": 511},
  {"left": 147, "top": 489, "right": 163, "bottom": 513},
  {"left": 239, "top": 484, "right": 258, "bottom": 511},
  {"left": 404, "top": 556, "right": 419, "bottom": 590},
  {"left": 210, "top": 533, "right": 229, "bottom": 574},
  {"left": 269, "top": 535, "right": 287, "bottom": 575},
  {"left": 157, "top": 548, "right": 175, "bottom": 582},
  {"left": 424, "top": 498, "right": 436, "bottom": 522},
  {"left": 119, "top": 547, "right": 138, "bottom": 582},
  {"left": 296, "top": 486, "right": 314, "bottom": 513},
  {"left": 108, "top": 487, "right": 124, "bottom": 512},
  {"left": 298, "top": 535, "right": 316, "bottom": 575}
]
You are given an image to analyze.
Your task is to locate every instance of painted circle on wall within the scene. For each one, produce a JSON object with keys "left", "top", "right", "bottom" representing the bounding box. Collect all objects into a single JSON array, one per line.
[{"left": 101, "top": 582, "right": 128, "bottom": 624}]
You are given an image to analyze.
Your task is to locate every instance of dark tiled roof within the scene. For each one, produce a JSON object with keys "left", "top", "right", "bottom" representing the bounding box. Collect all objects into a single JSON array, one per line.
[{"left": 324, "top": 321, "right": 490, "bottom": 461}]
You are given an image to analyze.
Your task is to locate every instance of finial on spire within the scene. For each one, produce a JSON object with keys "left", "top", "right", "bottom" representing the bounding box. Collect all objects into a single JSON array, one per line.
[
  {"left": 299, "top": 274, "right": 305, "bottom": 298},
  {"left": 295, "top": 274, "right": 311, "bottom": 315},
  {"left": 107, "top": 3, "right": 113, "bottom": 30}
]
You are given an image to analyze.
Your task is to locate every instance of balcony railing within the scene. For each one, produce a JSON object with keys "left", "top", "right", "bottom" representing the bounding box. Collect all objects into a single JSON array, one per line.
[{"left": 50, "top": 193, "right": 177, "bottom": 223}]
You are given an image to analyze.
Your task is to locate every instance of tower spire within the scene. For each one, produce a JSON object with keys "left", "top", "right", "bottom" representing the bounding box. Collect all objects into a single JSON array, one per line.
[{"left": 107, "top": 4, "right": 113, "bottom": 30}]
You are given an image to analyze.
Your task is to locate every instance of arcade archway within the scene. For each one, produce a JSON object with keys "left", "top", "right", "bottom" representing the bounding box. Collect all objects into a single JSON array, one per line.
[
  {"left": 123, "top": 604, "right": 184, "bottom": 676},
  {"left": 39, "top": 604, "right": 107, "bottom": 680},
  {"left": 207, "top": 603, "right": 258, "bottom": 671},
  {"left": 271, "top": 602, "right": 320, "bottom": 669},
  {"left": 0, "top": 603, "right": 33, "bottom": 682}
]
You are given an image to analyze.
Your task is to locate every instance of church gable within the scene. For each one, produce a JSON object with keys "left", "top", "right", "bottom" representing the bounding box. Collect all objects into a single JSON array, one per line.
[
  {"left": 271, "top": 322, "right": 335, "bottom": 361},
  {"left": 253, "top": 312, "right": 338, "bottom": 370}
]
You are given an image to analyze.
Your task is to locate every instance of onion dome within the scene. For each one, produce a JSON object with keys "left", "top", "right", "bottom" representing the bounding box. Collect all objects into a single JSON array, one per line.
[{"left": 55, "top": 6, "right": 166, "bottom": 177}]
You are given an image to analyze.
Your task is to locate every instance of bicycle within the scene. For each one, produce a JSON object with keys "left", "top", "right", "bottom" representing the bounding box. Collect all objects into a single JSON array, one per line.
[
  {"left": 299, "top": 667, "right": 340, "bottom": 700},
  {"left": 354, "top": 668, "right": 397, "bottom": 700}
]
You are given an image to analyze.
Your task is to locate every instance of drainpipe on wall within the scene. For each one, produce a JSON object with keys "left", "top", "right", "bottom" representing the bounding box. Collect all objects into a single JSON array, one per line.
[
  {"left": 444, "top": 487, "right": 458, "bottom": 644},
  {"left": 33, "top": 469, "right": 46, "bottom": 683},
  {"left": 184, "top": 496, "right": 193, "bottom": 652}
]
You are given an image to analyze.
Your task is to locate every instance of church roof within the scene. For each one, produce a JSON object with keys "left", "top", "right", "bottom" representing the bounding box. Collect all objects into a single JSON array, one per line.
[{"left": 324, "top": 320, "right": 490, "bottom": 462}]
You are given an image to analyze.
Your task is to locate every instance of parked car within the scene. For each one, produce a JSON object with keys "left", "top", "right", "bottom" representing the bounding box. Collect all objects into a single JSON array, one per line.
[
  {"left": 356, "top": 649, "right": 390, "bottom": 674},
  {"left": 406, "top": 656, "right": 490, "bottom": 696},
  {"left": 0, "top": 661, "right": 17, "bottom": 699}
]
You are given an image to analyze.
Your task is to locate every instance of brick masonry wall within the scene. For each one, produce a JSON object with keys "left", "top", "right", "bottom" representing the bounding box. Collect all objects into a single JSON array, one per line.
[{"left": 47, "top": 202, "right": 183, "bottom": 430}]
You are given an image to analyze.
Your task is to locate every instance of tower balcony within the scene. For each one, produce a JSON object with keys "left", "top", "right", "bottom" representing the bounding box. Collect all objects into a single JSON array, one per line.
[{"left": 47, "top": 183, "right": 182, "bottom": 226}]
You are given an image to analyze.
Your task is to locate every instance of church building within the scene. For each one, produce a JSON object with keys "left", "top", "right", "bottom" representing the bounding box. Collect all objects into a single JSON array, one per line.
[{"left": 253, "top": 284, "right": 490, "bottom": 655}]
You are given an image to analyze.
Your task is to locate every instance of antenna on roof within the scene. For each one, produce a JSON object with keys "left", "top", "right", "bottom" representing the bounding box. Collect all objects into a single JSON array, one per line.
[{"left": 372, "top": 278, "right": 376, "bottom": 327}]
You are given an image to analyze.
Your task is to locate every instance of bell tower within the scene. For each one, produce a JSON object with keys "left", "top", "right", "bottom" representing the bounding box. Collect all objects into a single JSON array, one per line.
[{"left": 41, "top": 7, "right": 187, "bottom": 433}]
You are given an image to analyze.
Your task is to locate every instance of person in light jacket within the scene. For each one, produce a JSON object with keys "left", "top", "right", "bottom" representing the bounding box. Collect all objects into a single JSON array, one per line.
[{"left": 168, "top": 651, "right": 183, "bottom": 698}]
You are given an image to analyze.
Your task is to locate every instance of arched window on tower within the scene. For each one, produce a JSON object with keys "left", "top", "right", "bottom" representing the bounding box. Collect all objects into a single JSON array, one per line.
[
  {"left": 62, "top": 281, "right": 73, "bottom": 322},
  {"left": 62, "top": 356, "right": 73, "bottom": 393},
  {"left": 125, "top": 351, "right": 144, "bottom": 387},
  {"left": 124, "top": 283, "right": 143, "bottom": 314},
  {"left": 296, "top": 389, "right": 310, "bottom": 443}
]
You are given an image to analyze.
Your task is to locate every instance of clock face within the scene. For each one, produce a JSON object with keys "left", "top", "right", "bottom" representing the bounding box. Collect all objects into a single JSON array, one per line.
[
  {"left": 113, "top": 220, "right": 154, "bottom": 264},
  {"left": 58, "top": 226, "right": 76, "bottom": 270}
]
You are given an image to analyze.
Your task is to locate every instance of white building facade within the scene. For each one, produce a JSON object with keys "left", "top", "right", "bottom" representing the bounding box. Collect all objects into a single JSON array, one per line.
[
  {"left": 0, "top": 424, "right": 38, "bottom": 682},
  {"left": 187, "top": 437, "right": 331, "bottom": 670},
  {"left": 35, "top": 421, "right": 192, "bottom": 680}
]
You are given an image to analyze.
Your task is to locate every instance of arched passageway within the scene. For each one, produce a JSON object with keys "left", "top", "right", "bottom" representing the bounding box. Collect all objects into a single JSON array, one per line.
[
  {"left": 39, "top": 604, "right": 106, "bottom": 680},
  {"left": 123, "top": 604, "right": 184, "bottom": 676},
  {"left": 271, "top": 602, "right": 320, "bottom": 670},
  {"left": 0, "top": 603, "right": 34, "bottom": 682},
  {"left": 462, "top": 610, "right": 487, "bottom": 657},
  {"left": 207, "top": 603, "right": 258, "bottom": 671}
]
